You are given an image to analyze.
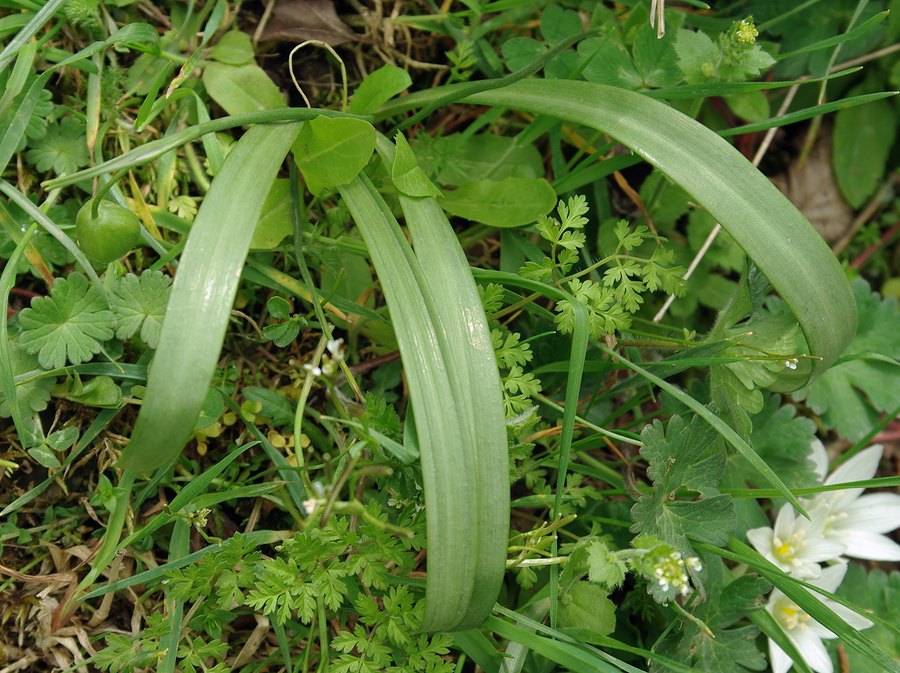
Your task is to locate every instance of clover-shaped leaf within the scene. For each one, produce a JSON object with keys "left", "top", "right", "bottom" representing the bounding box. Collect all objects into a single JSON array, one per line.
[
  {"left": 109, "top": 270, "right": 172, "bottom": 348},
  {"left": 18, "top": 273, "right": 115, "bottom": 369}
]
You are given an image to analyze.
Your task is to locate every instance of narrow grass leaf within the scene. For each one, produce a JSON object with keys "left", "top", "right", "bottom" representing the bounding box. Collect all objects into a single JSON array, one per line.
[
  {"left": 118, "top": 123, "right": 301, "bottom": 472},
  {"left": 0, "top": 0, "right": 65, "bottom": 75},
  {"left": 720, "top": 91, "right": 898, "bottom": 137},
  {"left": 0, "top": 223, "right": 39, "bottom": 448},
  {"left": 777, "top": 11, "right": 889, "bottom": 60}
]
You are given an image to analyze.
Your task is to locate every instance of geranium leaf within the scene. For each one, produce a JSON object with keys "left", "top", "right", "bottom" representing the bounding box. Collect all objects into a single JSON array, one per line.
[
  {"left": 18, "top": 272, "right": 115, "bottom": 369},
  {"left": 109, "top": 270, "right": 172, "bottom": 348},
  {"left": 793, "top": 279, "right": 900, "bottom": 440},
  {"left": 24, "top": 117, "right": 89, "bottom": 175},
  {"left": 631, "top": 414, "right": 736, "bottom": 556}
]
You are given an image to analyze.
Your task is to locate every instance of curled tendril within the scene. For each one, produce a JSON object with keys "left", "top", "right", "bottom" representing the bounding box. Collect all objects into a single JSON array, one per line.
[{"left": 288, "top": 39, "right": 349, "bottom": 112}]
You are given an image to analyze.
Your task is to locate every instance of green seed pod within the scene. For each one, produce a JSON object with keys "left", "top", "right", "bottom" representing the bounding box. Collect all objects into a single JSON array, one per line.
[{"left": 76, "top": 200, "right": 141, "bottom": 264}]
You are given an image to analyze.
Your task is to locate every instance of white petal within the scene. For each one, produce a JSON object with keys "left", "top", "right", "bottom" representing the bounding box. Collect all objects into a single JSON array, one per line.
[
  {"left": 811, "top": 563, "right": 848, "bottom": 593},
  {"left": 791, "top": 629, "right": 833, "bottom": 673},
  {"left": 826, "top": 445, "right": 883, "bottom": 486},
  {"left": 809, "top": 439, "right": 829, "bottom": 481},
  {"left": 840, "top": 493, "right": 900, "bottom": 533},
  {"left": 774, "top": 506, "right": 798, "bottom": 539},
  {"left": 801, "top": 539, "right": 847, "bottom": 563},
  {"left": 769, "top": 639, "right": 794, "bottom": 673},
  {"left": 746, "top": 526, "right": 774, "bottom": 555},
  {"left": 841, "top": 530, "right": 900, "bottom": 561}
]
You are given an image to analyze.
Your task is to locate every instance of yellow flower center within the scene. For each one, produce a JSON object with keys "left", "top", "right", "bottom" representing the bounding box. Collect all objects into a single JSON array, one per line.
[{"left": 775, "top": 599, "right": 811, "bottom": 632}]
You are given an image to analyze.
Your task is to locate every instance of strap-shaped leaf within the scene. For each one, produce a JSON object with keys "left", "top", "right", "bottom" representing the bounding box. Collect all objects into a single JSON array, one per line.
[
  {"left": 118, "top": 123, "right": 300, "bottom": 472},
  {"left": 383, "top": 79, "right": 856, "bottom": 387},
  {"left": 339, "top": 175, "right": 479, "bottom": 631},
  {"left": 383, "top": 140, "right": 509, "bottom": 629}
]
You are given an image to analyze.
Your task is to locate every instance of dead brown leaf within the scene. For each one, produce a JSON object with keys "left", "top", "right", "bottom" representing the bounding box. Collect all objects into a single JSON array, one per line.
[
  {"left": 258, "top": 0, "right": 356, "bottom": 46},
  {"left": 771, "top": 124, "right": 853, "bottom": 243}
]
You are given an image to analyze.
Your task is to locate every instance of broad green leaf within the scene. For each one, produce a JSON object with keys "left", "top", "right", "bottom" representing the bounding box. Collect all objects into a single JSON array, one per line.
[
  {"left": 208, "top": 30, "right": 255, "bottom": 65},
  {"left": 540, "top": 4, "right": 582, "bottom": 43},
  {"left": 832, "top": 96, "right": 896, "bottom": 208},
  {"left": 60, "top": 375, "right": 123, "bottom": 408},
  {"left": 725, "top": 90, "right": 770, "bottom": 122},
  {"left": 389, "top": 138, "right": 509, "bottom": 630},
  {"left": 250, "top": 179, "right": 292, "bottom": 249},
  {"left": 501, "top": 37, "right": 546, "bottom": 73},
  {"left": 673, "top": 29, "right": 720, "bottom": 83},
  {"left": 580, "top": 37, "right": 642, "bottom": 90},
  {"left": 391, "top": 133, "right": 441, "bottom": 197},
  {"left": 118, "top": 123, "right": 301, "bottom": 472},
  {"left": 405, "top": 78, "right": 857, "bottom": 385},
  {"left": 348, "top": 64, "right": 412, "bottom": 115},
  {"left": 632, "top": 25, "right": 682, "bottom": 88},
  {"left": 25, "top": 117, "right": 89, "bottom": 175},
  {"left": 793, "top": 279, "right": 900, "bottom": 441},
  {"left": 109, "top": 270, "right": 172, "bottom": 348},
  {"left": 293, "top": 117, "right": 376, "bottom": 196},
  {"left": 737, "top": 395, "right": 819, "bottom": 489},
  {"left": 202, "top": 62, "right": 285, "bottom": 115},
  {"left": 342, "top": 148, "right": 509, "bottom": 631},
  {"left": 415, "top": 132, "right": 545, "bottom": 186},
  {"left": 0, "top": 341, "right": 51, "bottom": 419},
  {"left": 558, "top": 581, "right": 616, "bottom": 643},
  {"left": 438, "top": 177, "right": 556, "bottom": 228},
  {"left": 340, "top": 175, "right": 478, "bottom": 631}
]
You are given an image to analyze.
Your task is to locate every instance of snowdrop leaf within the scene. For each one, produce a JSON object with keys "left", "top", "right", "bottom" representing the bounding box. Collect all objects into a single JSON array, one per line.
[
  {"left": 18, "top": 273, "right": 115, "bottom": 369},
  {"left": 631, "top": 414, "right": 736, "bottom": 554}
]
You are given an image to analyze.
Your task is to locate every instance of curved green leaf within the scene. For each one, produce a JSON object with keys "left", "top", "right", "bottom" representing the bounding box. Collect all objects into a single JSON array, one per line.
[
  {"left": 339, "top": 174, "right": 479, "bottom": 631},
  {"left": 383, "top": 79, "right": 854, "bottom": 385},
  {"left": 382, "top": 136, "right": 509, "bottom": 630},
  {"left": 118, "top": 123, "right": 301, "bottom": 472}
]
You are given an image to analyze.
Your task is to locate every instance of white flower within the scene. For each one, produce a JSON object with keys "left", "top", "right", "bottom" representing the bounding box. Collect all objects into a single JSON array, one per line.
[
  {"left": 746, "top": 505, "right": 846, "bottom": 579},
  {"left": 805, "top": 441, "right": 900, "bottom": 561},
  {"left": 767, "top": 562, "right": 873, "bottom": 673}
]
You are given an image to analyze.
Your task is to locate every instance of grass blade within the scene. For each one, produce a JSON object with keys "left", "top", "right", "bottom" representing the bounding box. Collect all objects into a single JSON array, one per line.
[{"left": 118, "top": 122, "right": 300, "bottom": 472}]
